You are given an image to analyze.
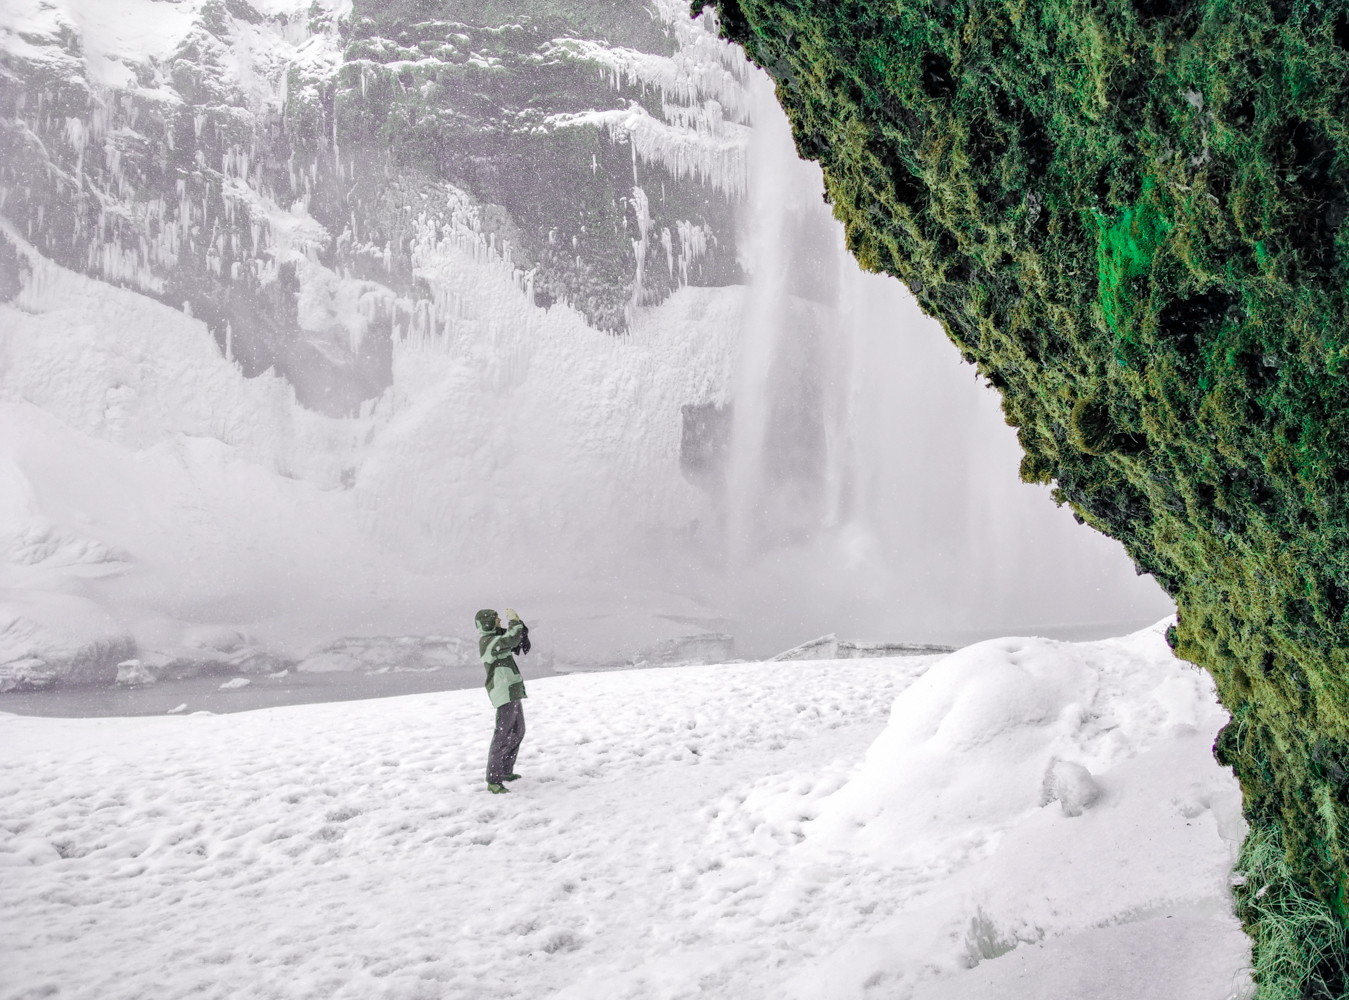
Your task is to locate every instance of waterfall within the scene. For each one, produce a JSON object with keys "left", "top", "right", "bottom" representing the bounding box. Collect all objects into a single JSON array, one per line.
[
  {"left": 726, "top": 74, "right": 851, "bottom": 560},
  {"left": 711, "top": 69, "right": 1173, "bottom": 651}
]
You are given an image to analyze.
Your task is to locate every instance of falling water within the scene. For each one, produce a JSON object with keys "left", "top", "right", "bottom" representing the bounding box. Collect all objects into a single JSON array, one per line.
[
  {"left": 711, "top": 70, "right": 1173, "bottom": 653},
  {"left": 726, "top": 74, "right": 853, "bottom": 560}
]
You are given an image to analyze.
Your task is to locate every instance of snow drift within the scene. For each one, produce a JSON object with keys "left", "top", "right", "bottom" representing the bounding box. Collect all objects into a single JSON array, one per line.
[{"left": 789, "top": 620, "right": 1246, "bottom": 997}]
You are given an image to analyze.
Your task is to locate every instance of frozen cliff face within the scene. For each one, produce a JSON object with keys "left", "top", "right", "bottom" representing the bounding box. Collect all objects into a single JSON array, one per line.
[
  {"left": 0, "top": 0, "right": 745, "bottom": 415},
  {"left": 0, "top": 0, "right": 763, "bottom": 685},
  {"left": 0, "top": 202, "right": 751, "bottom": 684},
  {"left": 336, "top": 0, "right": 746, "bottom": 328}
]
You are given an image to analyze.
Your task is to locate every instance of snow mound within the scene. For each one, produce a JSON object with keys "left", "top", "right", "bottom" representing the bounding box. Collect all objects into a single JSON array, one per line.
[
  {"left": 785, "top": 619, "right": 1246, "bottom": 998},
  {"left": 808, "top": 618, "right": 1224, "bottom": 862}
]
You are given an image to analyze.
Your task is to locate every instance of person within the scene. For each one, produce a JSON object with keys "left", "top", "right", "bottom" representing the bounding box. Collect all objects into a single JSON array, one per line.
[{"left": 476, "top": 607, "right": 529, "bottom": 793}]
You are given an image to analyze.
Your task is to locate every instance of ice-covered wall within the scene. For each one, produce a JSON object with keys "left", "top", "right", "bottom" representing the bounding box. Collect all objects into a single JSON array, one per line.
[
  {"left": 353, "top": 209, "right": 742, "bottom": 571},
  {"left": 0, "top": 0, "right": 750, "bottom": 414}
]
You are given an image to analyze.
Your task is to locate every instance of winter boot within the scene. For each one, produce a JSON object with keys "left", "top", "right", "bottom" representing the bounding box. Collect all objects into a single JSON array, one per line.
[
  {"left": 503, "top": 773, "right": 522, "bottom": 782},
  {"left": 487, "top": 782, "right": 509, "bottom": 794}
]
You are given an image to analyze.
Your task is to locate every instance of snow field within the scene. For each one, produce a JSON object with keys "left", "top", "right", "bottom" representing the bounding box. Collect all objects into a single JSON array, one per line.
[
  {"left": 1, "top": 625, "right": 1249, "bottom": 999},
  {"left": 0, "top": 657, "right": 922, "bottom": 1000}
]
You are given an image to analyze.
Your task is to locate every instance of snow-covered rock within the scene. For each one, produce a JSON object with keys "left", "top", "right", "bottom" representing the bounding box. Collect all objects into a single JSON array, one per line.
[
  {"left": 0, "top": 658, "right": 50, "bottom": 692},
  {"left": 114, "top": 659, "right": 155, "bottom": 687},
  {"left": 630, "top": 632, "right": 735, "bottom": 668},
  {"left": 0, "top": 594, "right": 135, "bottom": 690},
  {"left": 772, "top": 633, "right": 956, "bottom": 660},
  {"left": 1045, "top": 759, "right": 1102, "bottom": 817},
  {"left": 296, "top": 635, "right": 474, "bottom": 673},
  {"left": 135, "top": 646, "right": 282, "bottom": 681}
]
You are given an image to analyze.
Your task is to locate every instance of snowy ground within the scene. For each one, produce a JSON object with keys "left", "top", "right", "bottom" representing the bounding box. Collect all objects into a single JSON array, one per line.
[{"left": 1, "top": 622, "right": 1250, "bottom": 1000}]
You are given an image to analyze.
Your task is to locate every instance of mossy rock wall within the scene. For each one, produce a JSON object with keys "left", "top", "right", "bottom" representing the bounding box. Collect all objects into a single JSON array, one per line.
[{"left": 704, "top": 0, "right": 1349, "bottom": 992}]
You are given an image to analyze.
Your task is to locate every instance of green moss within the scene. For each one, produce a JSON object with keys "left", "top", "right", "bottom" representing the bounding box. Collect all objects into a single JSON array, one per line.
[
  {"left": 704, "top": 0, "right": 1349, "bottom": 992},
  {"left": 1094, "top": 179, "right": 1172, "bottom": 336}
]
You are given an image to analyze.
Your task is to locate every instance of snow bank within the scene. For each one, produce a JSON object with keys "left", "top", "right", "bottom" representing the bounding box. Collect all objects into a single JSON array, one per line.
[{"left": 811, "top": 620, "right": 1225, "bottom": 860}]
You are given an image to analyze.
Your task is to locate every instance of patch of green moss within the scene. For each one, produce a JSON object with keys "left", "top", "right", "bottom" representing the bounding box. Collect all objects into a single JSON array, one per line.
[
  {"left": 704, "top": 0, "right": 1349, "bottom": 991},
  {"left": 1094, "top": 179, "right": 1172, "bottom": 337}
]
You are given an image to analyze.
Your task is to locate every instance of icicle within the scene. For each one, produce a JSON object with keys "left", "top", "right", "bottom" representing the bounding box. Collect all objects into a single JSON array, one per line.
[{"left": 628, "top": 185, "right": 652, "bottom": 321}]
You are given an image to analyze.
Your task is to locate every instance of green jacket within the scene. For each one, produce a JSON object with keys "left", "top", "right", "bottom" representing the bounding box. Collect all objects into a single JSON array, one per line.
[{"left": 480, "top": 620, "right": 527, "bottom": 709}]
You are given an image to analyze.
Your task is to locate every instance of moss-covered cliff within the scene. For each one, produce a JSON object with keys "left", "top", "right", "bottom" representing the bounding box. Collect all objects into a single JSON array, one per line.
[{"left": 703, "top": 0, "right": 1349, "bottom": 993}]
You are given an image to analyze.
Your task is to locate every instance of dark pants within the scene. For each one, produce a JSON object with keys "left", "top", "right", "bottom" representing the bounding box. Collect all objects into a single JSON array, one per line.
[{"left": 487, "top": 700, "right": 525, "bottom": 783}]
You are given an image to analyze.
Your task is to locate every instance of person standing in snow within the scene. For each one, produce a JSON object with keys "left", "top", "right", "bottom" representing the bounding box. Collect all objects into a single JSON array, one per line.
[{"left": 477, "top": 608, "right": 529, "bottom": 794}]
